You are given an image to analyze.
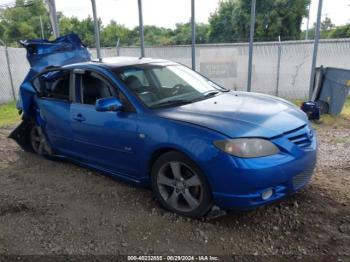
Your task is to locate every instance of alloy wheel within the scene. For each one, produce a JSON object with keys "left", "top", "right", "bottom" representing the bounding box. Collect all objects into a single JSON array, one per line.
[
  {"left": 30, "top": 126, "right": 51, "bottom": 155},
  {"left": 156, "top": 161, "right": 203, "bottom": 212}
]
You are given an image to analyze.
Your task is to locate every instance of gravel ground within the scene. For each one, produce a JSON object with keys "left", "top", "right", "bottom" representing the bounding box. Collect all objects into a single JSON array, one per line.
[{"left": 0, "top": 125, "right": 349, "bottom": 256}]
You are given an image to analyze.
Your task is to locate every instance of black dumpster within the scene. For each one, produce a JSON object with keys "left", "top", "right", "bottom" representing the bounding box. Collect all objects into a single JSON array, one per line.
[{"left": 311, "top": 67, "right": 350, "bottom": 115}]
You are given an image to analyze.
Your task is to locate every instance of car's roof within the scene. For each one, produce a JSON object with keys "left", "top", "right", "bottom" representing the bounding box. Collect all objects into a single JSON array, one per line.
[{"left": 64, "top": 56, "right": 179, "bottom": 69}]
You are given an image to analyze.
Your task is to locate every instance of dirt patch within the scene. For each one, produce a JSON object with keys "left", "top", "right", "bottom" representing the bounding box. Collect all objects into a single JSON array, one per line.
[{"left": 0, "top": 125, "right": 349, "bottom": 256}]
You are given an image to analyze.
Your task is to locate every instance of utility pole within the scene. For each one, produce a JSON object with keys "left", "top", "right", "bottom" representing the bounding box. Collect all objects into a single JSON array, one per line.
[
  {"left": 247, "top": 0, "right": 256, "bottom": 92},
  {"left": 91, "top": 0, "right": 102, "bottom": 62},
  {"left": 138, "top": 0, "right": 145, "bottom": 58},
  {"left": 308, "top": 0, "right": 323, "bottom": 99},
  {"left": 191, "top": 0, "right": 196, "bottom": 70}
]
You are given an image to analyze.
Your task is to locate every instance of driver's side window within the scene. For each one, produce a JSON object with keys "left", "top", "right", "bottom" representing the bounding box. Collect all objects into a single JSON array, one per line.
[{"left": 75, "top": 70, "right": 135, "bottom": 112}]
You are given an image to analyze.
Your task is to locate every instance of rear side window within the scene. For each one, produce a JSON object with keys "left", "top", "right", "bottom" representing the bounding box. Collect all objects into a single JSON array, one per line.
[{"left": 33, "top": 70, "right": 71, "bottom": 101}]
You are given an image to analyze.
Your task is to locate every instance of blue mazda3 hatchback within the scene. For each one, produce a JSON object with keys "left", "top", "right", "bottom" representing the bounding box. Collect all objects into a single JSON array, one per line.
[{"left": 11, "top": 34, "right": 317, "bottom": 218}]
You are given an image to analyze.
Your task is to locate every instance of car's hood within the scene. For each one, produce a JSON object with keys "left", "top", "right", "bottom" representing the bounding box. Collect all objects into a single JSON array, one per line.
[{"left": 155, "top": 91, "right": 308, "bottom": 138}]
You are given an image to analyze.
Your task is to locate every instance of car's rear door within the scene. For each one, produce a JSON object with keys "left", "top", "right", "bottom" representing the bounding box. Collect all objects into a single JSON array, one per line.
[
  {"left": 70, "top": 69, "right": 141, "bottom": 178},
  {"left": 32, "top": 69, "right": 75, "bottom": 155}
]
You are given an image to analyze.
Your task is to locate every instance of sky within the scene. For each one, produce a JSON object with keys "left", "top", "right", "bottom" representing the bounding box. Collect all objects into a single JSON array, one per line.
[
  {"left": 55, "top": 0, "right": 219, "bottom": 29},
  {"left": 0, "top": 0, "right": 349, "bottom": 30},
  {"left": 303, "top": 0, "right": 350, "bottom": 29},
  {"left": 53, "top": 0, "right": 350, "bottom": 30}
]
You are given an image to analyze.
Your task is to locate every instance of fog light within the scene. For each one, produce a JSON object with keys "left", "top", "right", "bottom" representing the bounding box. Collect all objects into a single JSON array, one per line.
[{"left": 261, "top": 188, "right": 273, "bottom": 200}]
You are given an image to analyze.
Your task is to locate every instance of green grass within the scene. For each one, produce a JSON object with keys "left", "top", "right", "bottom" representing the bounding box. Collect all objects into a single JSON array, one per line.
[{"left": 0, "top": 101, "right": 21, "bottom": 127}]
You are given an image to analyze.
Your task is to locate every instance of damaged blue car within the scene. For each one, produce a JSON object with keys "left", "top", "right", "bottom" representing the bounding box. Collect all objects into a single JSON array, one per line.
[{"left": 10, "top": 34, "right": 317, "bottom": 218}]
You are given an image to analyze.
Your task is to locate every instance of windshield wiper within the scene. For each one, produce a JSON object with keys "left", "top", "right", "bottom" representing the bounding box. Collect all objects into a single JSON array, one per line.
[
  {"left": 151, "top": 91, "right": 222, "bottom": 109},
  {"left": 203, "top": 90, "right": 220, "bottom": 97},
  {"left": 150, "top": 99, "right": 192, "bottom": 109}
]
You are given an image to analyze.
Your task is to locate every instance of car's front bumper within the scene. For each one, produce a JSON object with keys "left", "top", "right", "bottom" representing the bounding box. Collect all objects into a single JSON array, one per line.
[
  {"left": 202, "top": 126, "right": 317, "bottom": 210},
  {"left": 212, "top": 161, "right": 315, "bottom": 209}
]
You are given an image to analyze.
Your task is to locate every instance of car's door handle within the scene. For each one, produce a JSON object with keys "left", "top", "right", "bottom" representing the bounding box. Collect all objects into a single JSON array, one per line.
[{"left": 73, "top": 114, "right": 86, "bottom": 122}]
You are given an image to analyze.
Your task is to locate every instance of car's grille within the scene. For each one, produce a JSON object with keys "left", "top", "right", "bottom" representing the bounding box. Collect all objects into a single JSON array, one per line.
[
  {"left": 284, "top": 125, "right": 313, "bottom": 149},
  {"left": 292, "top": 166, "right": 314, "bottom": 190}
]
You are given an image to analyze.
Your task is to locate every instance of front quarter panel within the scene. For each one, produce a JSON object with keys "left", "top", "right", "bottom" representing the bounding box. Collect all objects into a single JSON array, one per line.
[
  {"left": 136, "top": 112, "right": 317, "bottom": 211},
  {"left": 135, "top": 113, "right": 227, "bottom": 183}
]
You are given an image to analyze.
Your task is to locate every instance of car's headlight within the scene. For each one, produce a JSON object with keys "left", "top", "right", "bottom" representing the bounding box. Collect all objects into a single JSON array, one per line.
[{"left": 214, "top": 138, "right": 280, "bottom": 158}]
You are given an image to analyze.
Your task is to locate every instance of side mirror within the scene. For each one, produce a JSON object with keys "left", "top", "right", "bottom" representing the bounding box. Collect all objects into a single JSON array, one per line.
[{"left": 95, "top": 97, "right": 123, "bottom": 112}]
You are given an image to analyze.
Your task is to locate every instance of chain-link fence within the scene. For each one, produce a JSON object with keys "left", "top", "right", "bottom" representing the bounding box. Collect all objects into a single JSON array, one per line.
[
  {"left": 1, "top": 38, "right": 350, "bottom": 104},
  {"left": 116, "top": 38, "right": 350, "bottom": 99}
]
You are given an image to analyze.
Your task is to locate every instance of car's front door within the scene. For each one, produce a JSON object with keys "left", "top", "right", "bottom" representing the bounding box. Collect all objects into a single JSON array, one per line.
[
  {"left": 70, "top": 69, "right": 141, "bottom": 178},
  {"left": 32, "top": 70, "right": 75, "bottom": 156}
]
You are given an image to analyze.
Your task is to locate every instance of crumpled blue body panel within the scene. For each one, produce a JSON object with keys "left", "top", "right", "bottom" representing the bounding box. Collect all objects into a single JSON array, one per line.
[
  {"left": 20, "top": 33, "right": 91, "bottom": 72},
  {"left": 18, "top": 34, "right": 91, "bottom": 114}
]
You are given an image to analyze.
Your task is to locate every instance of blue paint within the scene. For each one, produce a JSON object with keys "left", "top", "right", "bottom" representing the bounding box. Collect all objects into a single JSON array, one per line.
[
  {"left": 95, "top": 97, "right": 123, "bottom": 112},
  {"left": 14, "top": 35, "right": 317, "bottom": 211}
]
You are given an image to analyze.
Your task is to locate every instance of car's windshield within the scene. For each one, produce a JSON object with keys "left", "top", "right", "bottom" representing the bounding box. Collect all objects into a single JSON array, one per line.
[{"left": 114, "top": 64, "right": 227, "bottom": 109}]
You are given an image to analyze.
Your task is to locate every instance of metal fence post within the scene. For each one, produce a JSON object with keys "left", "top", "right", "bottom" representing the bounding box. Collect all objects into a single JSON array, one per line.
[
  {"left": 191, "top": 0, "right": 196, "bottom": 70},
  {"left": 138, "top": 0, "right": 145, "bottom": 58},
  {"left": 91, "top": 0, "right": 102, "bottom": 62},
  {"left": 45, "top": 0, "right": 59, "bottom": 38},
  {"left": 305, "top": 1, "right": 311, "bottom": 40},
  {"left": 247, "top": 0, "right": 256, "bottom": 92},
  {"left": 308, "top": 0, "right": 323, "bottom": 99},
  {"left": 116, "top": 38, "right": 120, "bottom": 56},
  {"left": 39, "top": 15, "right": 45, "bottom": 39},
  {"left": 0, "top": 39, "right": 16, "bottom": 101},
  {"left": 275, "top": 36, "right": 282, "bottom": 97}
]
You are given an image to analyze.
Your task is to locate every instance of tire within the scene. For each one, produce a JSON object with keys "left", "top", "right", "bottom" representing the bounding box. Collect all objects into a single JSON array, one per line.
[
  {"left": 151, "top": 151, "right": 213, "bottom": 218},
  {"left": 317, "top": 100, "right": 329, "bottom": 114},
  {"left": 29, "top": 124, "right": 52, "bottom": 156}
]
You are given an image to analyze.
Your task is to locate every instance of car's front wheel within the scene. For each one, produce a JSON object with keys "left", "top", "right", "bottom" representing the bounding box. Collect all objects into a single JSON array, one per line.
[
  {"left": 30, "top": 124, "right": 52, "bottom": 156},
  {"left": 151, "top": 151, "right": 212, "bottom": 218}
]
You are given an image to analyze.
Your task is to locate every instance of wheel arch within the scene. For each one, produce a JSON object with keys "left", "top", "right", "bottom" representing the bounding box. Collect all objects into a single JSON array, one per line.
[
  {"left": 148, "top": 146, "right": 214, "bottom": 217},
  {"left": 148, "top": 147, "right": 182, "bottom": 175},
  {"left": 147, "top": 146, "right": 209, "bottom": 186}
]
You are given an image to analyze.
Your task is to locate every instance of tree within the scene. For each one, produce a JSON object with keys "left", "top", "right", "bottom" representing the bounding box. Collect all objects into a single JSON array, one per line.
[
  {"left": 301, "top": 17, "right": 347, "bottom": 39},
  {"left": 100, "top": 20, "right": 131, "bottom": 47},
  {"left": 5, "top": 0, "right": 341, "bottom": 47},
  {"left": 208, "top": 0, "right": 310, "bottom": 42},
  {"left": 143, "top": 25, "right": 172, "bottom": 46},
  {"left": 0, "top": 0, "right": 51, "bottom": 45},
  {"left": 170, "top": 23, "right": 209, "bottom": 45},
  {"left": 208, "top": 0, "right": 245, "bottom": 43},
  {"left": 327, "top": 24, "right": 350, "bottom": 38},
  {"left": 321, "top": 17, "right": 335, "bottom": 32},
  {"left": 59, "top": 15, "right": 100, "bottom": 47}
]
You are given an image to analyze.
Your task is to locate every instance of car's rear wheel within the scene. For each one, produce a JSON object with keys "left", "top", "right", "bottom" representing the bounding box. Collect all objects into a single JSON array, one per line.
[
  {"left": 151, "top": 151, "right": 212, "bottom": 218},
  {"left": 30, "top": 125, "right": 52, "bottom": 156}
]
